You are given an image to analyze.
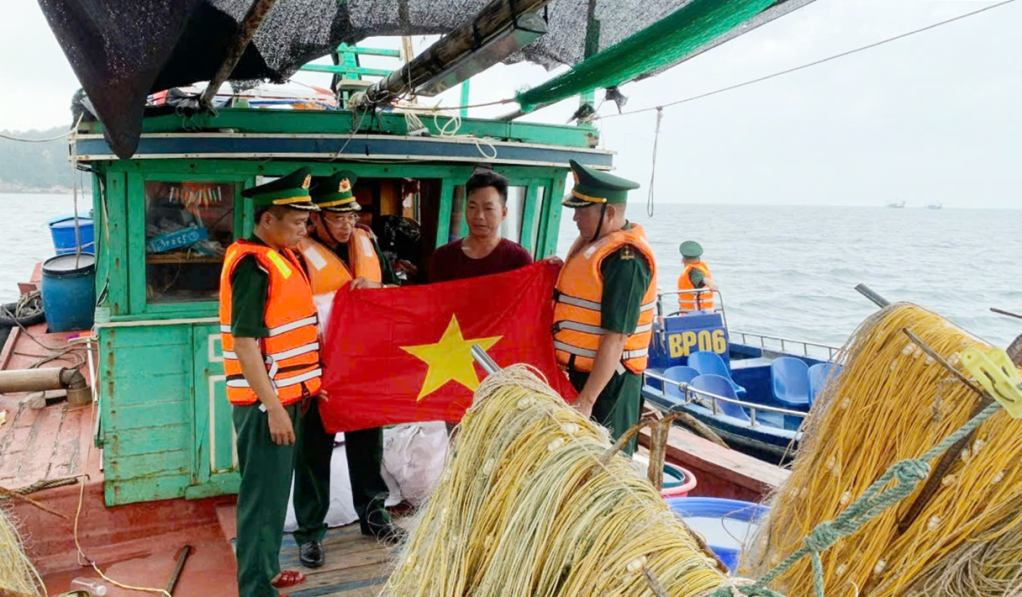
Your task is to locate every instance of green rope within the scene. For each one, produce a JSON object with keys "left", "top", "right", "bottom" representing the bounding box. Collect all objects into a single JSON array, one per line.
[{"left": 714, "top": 400, "right": 1003, "bottom": 597}]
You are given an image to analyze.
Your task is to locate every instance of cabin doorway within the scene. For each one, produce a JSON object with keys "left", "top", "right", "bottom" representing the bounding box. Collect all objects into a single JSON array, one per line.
[{"left": 349, "top": 177, "right": 441, "bottom": 285}]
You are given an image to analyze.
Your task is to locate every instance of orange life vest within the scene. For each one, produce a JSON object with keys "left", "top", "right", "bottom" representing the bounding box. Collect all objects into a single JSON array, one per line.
[
  {"left": 677, "top": 262, "right": 714, "bottom": 313},
  {"left": 552, "top": 225, "right": 658, "bottom": 374},
  {"left": 298, "top": 229, "right": 382, "bottom": 294},
  {"left": 219, "top": 240, "right": 322, "bottom": 406}
]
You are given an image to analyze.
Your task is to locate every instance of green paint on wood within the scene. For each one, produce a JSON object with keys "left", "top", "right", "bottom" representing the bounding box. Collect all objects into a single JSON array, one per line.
[
  {"left": 108, "top": 401, "right": 190, "bottom": 428},
  {"left": 539, "top": 175, "right": 568, "bottom": 257},
  {"left": 106, "top": 475, "right": 192, "bottom": 507},
  {"left": 520, "top": 185, "right": 540, "bottom": 254},
  {"left": 301, "top": 64, "right": 391, "bottom": 77},
  {"left": 107, "top": 451, "right": 191, "bottom": 478},
  {"left": 436, "top": 178, "right": 455, "bottom": 249},
  {"left": 100, "top": 172, "right": 129, "bottom": 315},
  {"left": 80, "top": 109, "right": 598, "bottom": 149},
  {"left": 184, "top": 473, "right": 240, "bottom": 500},
  {"left": 110, "top": 425, "right": 191, "bottom": 457}
]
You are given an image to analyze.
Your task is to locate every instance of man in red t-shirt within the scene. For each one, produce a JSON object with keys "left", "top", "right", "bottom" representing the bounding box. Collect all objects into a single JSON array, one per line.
[{"left": 428, "top": 170, "right": 533, "bottom": 282}]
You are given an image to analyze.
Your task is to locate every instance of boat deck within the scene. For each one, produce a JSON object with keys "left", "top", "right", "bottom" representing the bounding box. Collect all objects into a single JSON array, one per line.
[
  {"left": 279, "top": 525, "right": 397, "bottom": 596},
  {"left": 0, "top": 320, "right": 97, "bottom": 490}
]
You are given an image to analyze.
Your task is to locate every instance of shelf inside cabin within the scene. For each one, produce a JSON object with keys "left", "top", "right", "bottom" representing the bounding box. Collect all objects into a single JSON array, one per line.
[
  {"left": 144, "top": 180, "right": 235, "bottom": 305},
  {"left": 146, "top": 252, "right": 224, "bottom": 264}
]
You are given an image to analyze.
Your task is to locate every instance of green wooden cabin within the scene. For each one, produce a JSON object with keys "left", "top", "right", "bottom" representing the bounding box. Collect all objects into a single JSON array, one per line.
[{"left": 78, "top": 108, "right": 611, "bottom": 506}]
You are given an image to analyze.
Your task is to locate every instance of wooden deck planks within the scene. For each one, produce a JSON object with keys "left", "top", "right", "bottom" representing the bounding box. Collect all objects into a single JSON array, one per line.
[
  {"left": 281, "top": 524, "right": 397, "bottom": 597},
  {"left": 0, "top": 320, "right": 96, "bottom": 490}
]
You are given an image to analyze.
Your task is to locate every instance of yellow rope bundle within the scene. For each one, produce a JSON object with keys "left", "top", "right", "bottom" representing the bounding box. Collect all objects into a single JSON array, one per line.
[
  {"left": 905, "top": 495, "right": 1022, "bottom": 596},
  {"left": 741, "top": 303, "right": 1022, "bottom": 596},
  {"left": 385, "top": 365, "right": 728, "bottom": 597},
  {"left": 0, "top": 505, "right": 43, "bottom": 597}
]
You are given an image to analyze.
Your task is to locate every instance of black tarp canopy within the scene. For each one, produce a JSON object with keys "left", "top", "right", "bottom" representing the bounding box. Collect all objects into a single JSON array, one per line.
[{"left": 39, "top": 0, "right": 813, "bottom": 158}]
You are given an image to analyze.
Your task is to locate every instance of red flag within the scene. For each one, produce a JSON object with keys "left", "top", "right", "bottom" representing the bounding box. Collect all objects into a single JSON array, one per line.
[{"left": 319, "top": 261, "right": 577, "bottom": 433}]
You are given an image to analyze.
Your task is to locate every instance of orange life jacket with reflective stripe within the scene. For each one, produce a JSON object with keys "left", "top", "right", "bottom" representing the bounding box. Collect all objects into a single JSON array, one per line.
[
  {"left": 218, "top": 240, "right": 322, "bottom": 406},
  {"left": 298, "top": 229, "right": 382, "bottom": 294},
  {"left": 552, "top": 224, "right": 658, "bottom": 374},
  {"left": 677, "top": 262, "right": 714, "bottom": 313}
]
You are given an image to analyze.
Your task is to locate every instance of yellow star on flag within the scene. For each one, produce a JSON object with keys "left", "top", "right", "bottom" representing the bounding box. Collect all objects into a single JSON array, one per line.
[{"left": 400, "top": 315, "right": 502, "bottom": 401}]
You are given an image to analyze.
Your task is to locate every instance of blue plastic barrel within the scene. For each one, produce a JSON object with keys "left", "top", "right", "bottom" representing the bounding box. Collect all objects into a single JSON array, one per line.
[
  {"left": 41, "top": 253, "right": 96, "bottom": 332},
  {"left": 48, "top": 216, "right": 95, "bottom": 256},
  {"left": 666, "top": 497, "right": 770, "bottom": 572}
]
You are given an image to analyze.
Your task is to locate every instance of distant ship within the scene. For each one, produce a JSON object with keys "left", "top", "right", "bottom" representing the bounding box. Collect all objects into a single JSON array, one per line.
[
  {"left": 886, "top": 201, "right": 906, "bottom": 208},
  {"left": 926, "top": 203, "right": 943, "bottom": 210}
]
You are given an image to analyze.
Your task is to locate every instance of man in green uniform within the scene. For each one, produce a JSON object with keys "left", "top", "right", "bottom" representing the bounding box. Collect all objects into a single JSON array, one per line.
[
  {"left": 292, "top": 171, "right": 404, "bottom": 570},
  {"left": 676, "top": 240, "right": 717, "bottom": 313},
  {"left": 225, "top": 167, "right": 320, "bottom": 597},
  {"left": 553, "top": 161, "right": 655, "bottom": 456}
]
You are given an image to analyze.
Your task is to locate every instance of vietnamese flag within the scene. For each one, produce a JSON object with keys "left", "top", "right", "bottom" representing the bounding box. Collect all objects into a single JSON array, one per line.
[{"left": 319, "top": 261, "right": 577, "bottom": 433}]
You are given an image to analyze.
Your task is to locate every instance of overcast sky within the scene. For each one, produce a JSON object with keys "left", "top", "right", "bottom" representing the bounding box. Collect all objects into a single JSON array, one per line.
[{"left": 2, "top": 0, "right": 1019, "bottom": 207}]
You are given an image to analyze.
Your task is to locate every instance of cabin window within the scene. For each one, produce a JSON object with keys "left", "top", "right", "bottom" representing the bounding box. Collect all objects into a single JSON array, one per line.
[
  {"left": 500, "top": 186, "right": 526, "bottom": 243},
  {"left": 143, "top": 181, "right": 235, "bottom": 303}
]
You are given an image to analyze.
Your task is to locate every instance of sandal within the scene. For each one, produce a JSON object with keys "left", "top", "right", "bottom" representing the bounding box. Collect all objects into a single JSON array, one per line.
[{"left": 271, "top": 570, "right": 306, "bottom": 589}]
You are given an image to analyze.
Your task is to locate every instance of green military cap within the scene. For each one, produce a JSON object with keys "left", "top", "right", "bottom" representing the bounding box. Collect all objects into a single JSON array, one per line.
[
  {"left": 242, "top": 167, "right": 319, "bottom": 211},
  {"left": 679, "top": 240, "right": 703, "bottom": 258},
  {"left": 562, "top": 159, "right": 640, "bottom": 208},
  {"left": 311, "top": 171, "right": 361, "bottom": 213}
]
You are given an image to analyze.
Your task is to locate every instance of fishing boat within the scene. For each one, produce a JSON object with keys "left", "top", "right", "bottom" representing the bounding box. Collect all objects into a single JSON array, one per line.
[
  {"left": 0, "top": 0, "right": 823, "bottom": 594},
  {"left": 926, "top": 202, "right": 943, "bottom": 210},
  {"left": 640, "top": 289, "right": 840, "bottom": 463},
  {"left": 886, "top": 200, "right": 906, "bottom": 208}
]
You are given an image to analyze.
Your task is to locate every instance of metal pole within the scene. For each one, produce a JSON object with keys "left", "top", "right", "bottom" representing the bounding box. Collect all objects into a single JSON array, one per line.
[
  {"left": 200, "top": 0, "right": 281, "bottom": 107},
  {"left": 472, "top": 344, "right": 500, "bottom": 374},
  {"left": 355, "top": 0, "right": 551, "bottom": 109},
  {"left": 854, "top": 283, "right": 891, "bottom": 308},
  {"left": 991, "top": 307, "right": 1022, "bottom": 321}
]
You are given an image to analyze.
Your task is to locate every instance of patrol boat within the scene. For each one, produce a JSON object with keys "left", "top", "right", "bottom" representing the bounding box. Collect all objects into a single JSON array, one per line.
[
  {"left": 1, "top": 1, "right": 817, "bottom": 594},
  {"left": 642, "top": 288, "right": 841, "bottom": 463}
]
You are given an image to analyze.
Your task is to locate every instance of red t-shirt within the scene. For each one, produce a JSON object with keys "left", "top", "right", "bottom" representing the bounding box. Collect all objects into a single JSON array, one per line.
[{"left": 428, "top": 238, "right": 534, "bottom": 283}]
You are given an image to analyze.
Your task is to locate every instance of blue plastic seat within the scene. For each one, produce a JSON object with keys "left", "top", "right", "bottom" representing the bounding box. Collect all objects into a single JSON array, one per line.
[
  {"left": 663, "top": 365, "right": 699, "bottom": 399},
  {"left": 688, "top": 351, "right": 747, "bottom": 398},
  {"left": 771, "top": 357, "right": 811, "bottom": 408},
  {"left": 691, "top": 374, "right": 750, "bottom": 422},
  {"left": 808, "top": 363, "right": 841, "bottom": 404}
]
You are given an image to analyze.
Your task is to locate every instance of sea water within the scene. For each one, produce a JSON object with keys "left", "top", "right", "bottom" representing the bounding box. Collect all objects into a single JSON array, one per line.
[{"left": 559, "top": 203, "right": 1021, "bottom": 347}]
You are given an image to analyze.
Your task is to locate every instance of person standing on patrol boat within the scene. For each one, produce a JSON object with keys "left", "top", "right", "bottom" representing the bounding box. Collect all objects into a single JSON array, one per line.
[
  {"left": 552, "top": 160, "right": 658, "bottom": 456},
  {"left": 291, "top": 171, "right": 404, "bottom": 572},
  {"left": 676, "top": 240, "right": 717, "bottom": 313},
  {"left": 219, "top": 167, "right": 321, "bottom": 597}
]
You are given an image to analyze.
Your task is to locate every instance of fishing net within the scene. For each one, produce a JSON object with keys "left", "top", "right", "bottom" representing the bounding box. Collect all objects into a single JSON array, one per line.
[
  {"left": 741, "top": 304, "right": 1022, "bottom": 596},
  {"left": 0, "top": 504, "right": 44, "bottom": 597},
  {"left": 38, "top": 0, "right": 813, "bottom": 158},
  {"left": 385, "top": 365, "right": 729, "bottom": 596}
]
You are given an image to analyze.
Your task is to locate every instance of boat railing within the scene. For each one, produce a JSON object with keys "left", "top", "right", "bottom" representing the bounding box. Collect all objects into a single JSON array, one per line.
[
  {"left": 656, "top": 289, "right": 728, "bottom": 329},
  {"left": 729, "top": 330, "right": 841, "bottom": 361},
  {"left": 644, "top": 370, "right": 808, "bottom": 428}
]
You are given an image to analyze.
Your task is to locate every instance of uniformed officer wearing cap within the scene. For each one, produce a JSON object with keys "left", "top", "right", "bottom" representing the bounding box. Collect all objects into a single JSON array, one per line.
[
  {"left": 551, "top": 160, "right": 659, "bottom": 455},
  {"left": 219, "top": 167, "right": 321, "bottom": 596},
  {"left": 290, "top": 172, "right": 405, "bottom": 570},
  {"left": 676, "top": 240, "right": 718, "bottom": 314}
]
